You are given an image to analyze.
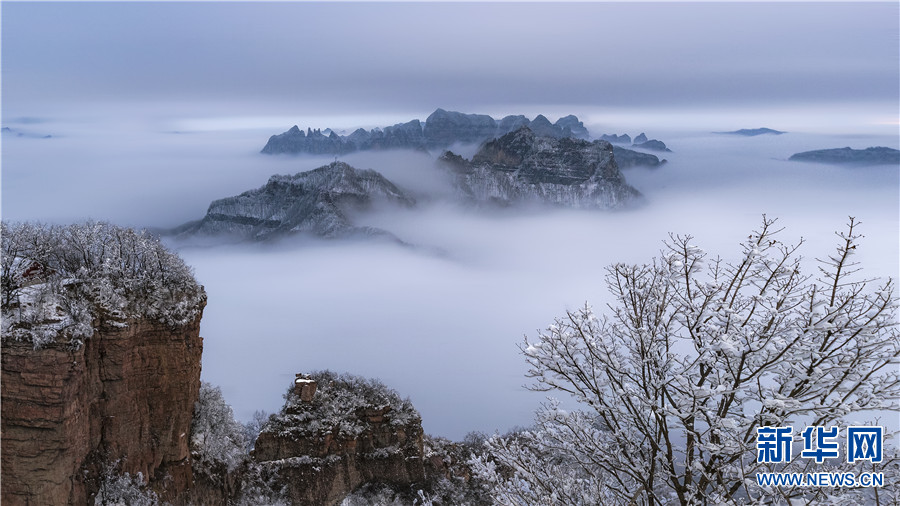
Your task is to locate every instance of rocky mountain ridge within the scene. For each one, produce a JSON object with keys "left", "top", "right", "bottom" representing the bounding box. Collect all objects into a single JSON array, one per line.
[
  {"left": 439, "top": 126, "right": 642, "bottom": 209},
  {"left": 173, "top": 162, "right": 416, "bottom": 243},
  {"left": 175, "top": 127, "right": 643, "bottom": 244},
  {"left": 612, "top": 145, "right": 667, "bottom": 168},
  {"left": 600, "top": 131, "right": 671, "bottom": 160},
  {"left": 261, "top": 108, "right": 591, "bottom": 155}
]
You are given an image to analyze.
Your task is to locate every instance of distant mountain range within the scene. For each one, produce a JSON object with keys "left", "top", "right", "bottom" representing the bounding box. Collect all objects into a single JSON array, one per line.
[
  {"left": 173, "top": 109, "right": 668, "bottom": 244},
  {"left": 1, "top": 126, "right": 53, "bottom": 139},
  {"left": 174, "top": 126, "right": 642, "bottom": 244},
  {"left": 259, "top": 108, "right": 666, "bottom": 167},
  {"left": 600, "top": 132, "right": 672, "bottom": 153},
  {"left": 789, "top": 147, "right": 900, "bottom": 166},
  {"left": 261, "top": 108, "right": 590, "bottom": 155},
  {"left": 715, "top": 128, "right": 786, "bottom": 136}
]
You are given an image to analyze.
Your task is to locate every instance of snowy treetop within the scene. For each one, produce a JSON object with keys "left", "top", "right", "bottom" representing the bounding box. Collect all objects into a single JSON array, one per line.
[
  {"left": 2, "top": 221, "right": 205, "bottom": 348},
  {"left": 266, "top": 370, "right": 420, "bottom": 438}
]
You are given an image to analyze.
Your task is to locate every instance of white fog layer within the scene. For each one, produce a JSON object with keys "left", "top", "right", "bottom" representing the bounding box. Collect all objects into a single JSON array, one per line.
[{"left": 5, "top": 115, "right": 895, "bottom": 439}]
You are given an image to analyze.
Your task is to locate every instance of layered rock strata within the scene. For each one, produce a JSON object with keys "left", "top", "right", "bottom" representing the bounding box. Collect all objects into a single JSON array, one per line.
[{"left": 1, "top": 310, "right": 205, "bottom": 505}]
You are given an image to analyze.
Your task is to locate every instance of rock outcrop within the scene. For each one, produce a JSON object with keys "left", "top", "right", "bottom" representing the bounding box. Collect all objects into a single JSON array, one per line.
[
  {"left": 612, "top": 145, "right": 666, "bottom": 168},
  {"left": 349, "top": 120, "right": 427, "bottom": 151},
  {"left": 788, "top": 146, "right": 900, "bottom": 166},
  {"left": 173, "top": 161, "right": 416, "bottom": 242},
  {"left": 440, "top": 126, "right": 641, "bottom": 209},
  {"left": 600, "top": 133, "right": 632, "bottom": 145},
  {"left": 2, "top": 313, "right": 205, "bottom": 505},
  {"left": 554, "top": 114, "right": 590, "bottom": 140},
  {"left": 632, "top": 139, "right": 672, "bottom": 152},
  {"left": 252, "top": 371, "right": 426, "bottom": 506},
  {"left": 422, "top": 109, "right": 499, "bottom": 148},
  {"left": 602, "top": 132, "right": 673, "bottom": 153},
  {"left": 260, "top": 109, "right": 593, "bottom": 155},
  {"left": 260, "top": 127, "right": 355, "bottom": 156},
  {"left": 1, "top": 221, "right": 207, "bottom": 505}
]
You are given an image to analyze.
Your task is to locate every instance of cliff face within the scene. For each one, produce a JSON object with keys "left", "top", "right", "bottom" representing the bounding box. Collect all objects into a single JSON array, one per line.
[
  {"left": 252, "top": 372, "right": 426, "bottom": 506},
  {"left": 1, "top": 308, "right": 205, "bottom": 505},
  {"left": 2, "top": 222, "right": 207, "bottom": 505}
]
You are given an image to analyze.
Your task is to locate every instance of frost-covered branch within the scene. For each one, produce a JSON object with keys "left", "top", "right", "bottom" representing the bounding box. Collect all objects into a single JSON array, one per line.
[{"left": 475, "top": 217, "right": 900, "bottom": 505}]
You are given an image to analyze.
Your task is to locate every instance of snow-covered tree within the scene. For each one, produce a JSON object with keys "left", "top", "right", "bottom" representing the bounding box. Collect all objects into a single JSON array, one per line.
[
  {"left": 94, "top": 464, "right": 159, "bottom": 506},
  {"left": 1, "top": 221, "right": 205, "bottom": 348},
  {"left": 191, "top": 381, "right": 249, "bottom": 474},
  {"left": 473, "top": 217, "right": 899, "bottom": 505},
  {"left": 243, "top": 409, "right": 272, "bottom": 452}
]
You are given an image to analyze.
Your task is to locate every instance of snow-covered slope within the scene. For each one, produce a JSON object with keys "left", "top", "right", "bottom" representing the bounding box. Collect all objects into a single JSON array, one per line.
[{"left": 175, "top": 162, "right": 415, "bottom": 242}]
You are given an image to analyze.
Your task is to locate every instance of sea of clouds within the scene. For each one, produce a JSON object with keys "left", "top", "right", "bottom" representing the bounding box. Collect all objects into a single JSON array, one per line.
[{"left": 3, "top": 112, "right": 897, "bottom": 439}]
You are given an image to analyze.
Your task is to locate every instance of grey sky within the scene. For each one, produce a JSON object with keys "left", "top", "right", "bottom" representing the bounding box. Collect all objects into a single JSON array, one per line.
[{"left": 3, "top": 2, "right": 898, "bottom": 118}]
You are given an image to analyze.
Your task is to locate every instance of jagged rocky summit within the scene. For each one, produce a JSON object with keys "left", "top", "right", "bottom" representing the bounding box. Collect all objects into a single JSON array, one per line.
[
  {"left": 600, "top": 133, "right": 632, "bottom": 145},
  {"left": 439, "top": 126, "right": 641, "bottom": 209},
  {"left": 253, "top": 372, "right": 425, "bottom": 506},
  {"left": 173, "top": 162, "right": 416, "bottom": 242},
  {"left": 788, "top": 146, "right": 900, "bottom": 166},
  {"left": 261, "top": 108, "right": 590, "bottom": 155},
  {"left": 245, "top": 371, "right": 488, "bottom": 505},
  {"left": 176, "top": 127, "right": 645, "bottom": 243},
  {"left": 630, "top": 132, "right": 672, "bottom": 152},
  {"left": 600, "top": 131, "right": 670, "bottom": 160}
]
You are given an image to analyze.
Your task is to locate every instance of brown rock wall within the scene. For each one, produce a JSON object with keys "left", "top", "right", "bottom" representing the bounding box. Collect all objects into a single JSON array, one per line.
[
  {"left": 253, "top": 406, "right": 425, "bottom": 506},
  {"left": 2, "top": 305, "right": 204, "bottom": 505}
]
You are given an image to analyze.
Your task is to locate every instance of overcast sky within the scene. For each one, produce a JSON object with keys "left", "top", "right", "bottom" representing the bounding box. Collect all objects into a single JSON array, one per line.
[{"left": 3, "top": 2, "right": 898, "bottom": 130}]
